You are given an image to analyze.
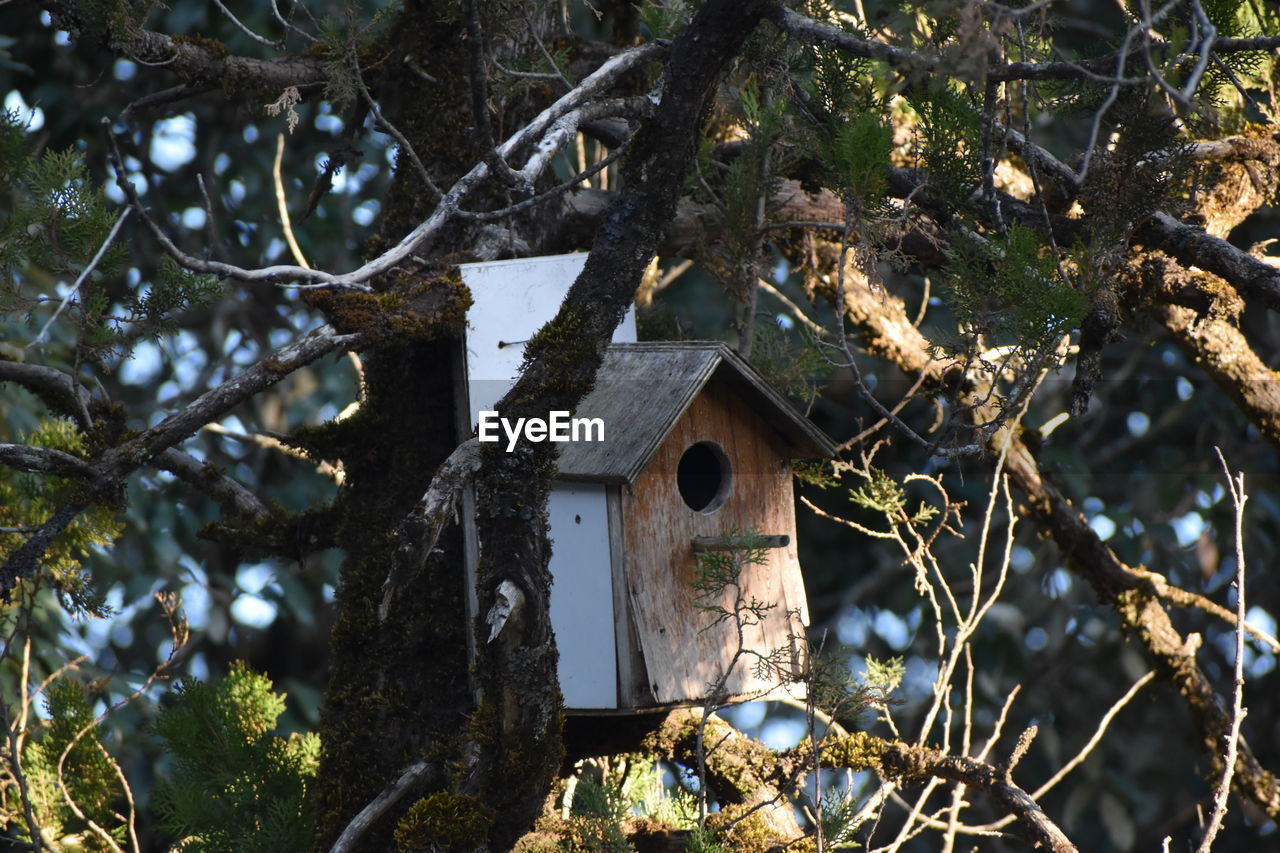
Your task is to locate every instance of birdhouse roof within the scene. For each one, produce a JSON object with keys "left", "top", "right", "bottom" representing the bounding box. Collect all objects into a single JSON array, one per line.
[{"left": 556, "top": 342, "right": 836, "bottom": 484}]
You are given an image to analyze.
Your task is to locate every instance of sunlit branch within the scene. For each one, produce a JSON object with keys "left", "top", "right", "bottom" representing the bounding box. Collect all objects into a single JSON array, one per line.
[
  {"left": 328, "top": 761, "right": 440, "bottom": 853},
  {"left": 1197, "top": 451, "right": 1250, "bottom": 853},
  {"left": 823, "top": 732, "right": 1079, "bottom": 852},
  {"left": 1141, "top": 212, "right": 1280, "bottom": 311},
  {"left": 272, "top": 133, "right": 311, "bottom": 269}
]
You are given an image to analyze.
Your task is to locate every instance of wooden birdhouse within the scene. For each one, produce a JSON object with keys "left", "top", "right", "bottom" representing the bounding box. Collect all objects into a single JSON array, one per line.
[{"left": 458, "top": 255, "right": 836, "bottom": 712}]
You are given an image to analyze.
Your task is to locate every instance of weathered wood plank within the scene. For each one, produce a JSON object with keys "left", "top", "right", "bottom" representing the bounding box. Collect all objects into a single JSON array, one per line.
[{"left": 623, "top": 381, "right": 810, "bottom": 705}]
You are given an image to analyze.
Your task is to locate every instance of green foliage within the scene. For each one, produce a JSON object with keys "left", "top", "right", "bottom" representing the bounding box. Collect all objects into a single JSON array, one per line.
[
  {"left": 805, "top": 646, "right": 903, "bottom": 729},
  {"left": 1199, "top": 0, "right": 1269, "bottom": 98},
  {"left": 789, "top": 15, "right": 893, "bottom": 210},
  {"left": 827, "top": 112, "right": 894, "bottom": 206},
  {"left": 862, "top": 656, "right": 905, "bottom": 694},
  {"left": 637, "top": 0, "right": 690, "bottom": 41},
  {"left": 682, "top": 824, "right": 731, "bottom": 853},
  {"left": 9, "top": 680, "right": 126, "bottom": 851},
  {"left": 909, "top": 83, "right": 982, "bottom": 205},
  {"left": 152, "top": 662, "right": 319, "bottom": 852},
  {"left": 817, "top": 790, "right": 862, "bottom": 849},
  {"left": 0, "top": 123, "right": 124, "bottom": 291},
  {"left": 793, "top": 458, "right": 840, "bottom": 489},
  {"left": 563, "top": 777, "right": 632, "bottom": 853},
  {"left": 623, "top": 757, "right": 698, "bottom": 829},
  {"left": 395, "top": 792, "right": 496, "bottom": 851},
  {"left": 690, "top": 531, "right": 775, "bottom": 631},
  {"left": 720, "top": 83, "right": 785, "bottom": 243},
  {"left": 750, "top": 320, "right": 830, "bottom": 410},
  {"left": 848, "top": 465, "right": 936, "bottom": 525},
  {"left": 0, "top": 110, "right": 220, "bottom": 358},
  {"left": 940, "top": 224, "right": 1083, "bottom": 352},
  {"left": 121, "top": 257, "right": 223, "bottom": 343},
  {"left": 805, "top": 110, "right": 893, "bottom": 210},
  {"left": 1078, "top": 96, "right": 1193, "bottom": 250},
  {"left": 553, "top": 756, "right": 702, "bottom": 852},
  {"left": 796, "top": 5, "right": 875, "bottom": 122},
  {"left": 0, "top": 418, "right": 121, "bottom": 616}
]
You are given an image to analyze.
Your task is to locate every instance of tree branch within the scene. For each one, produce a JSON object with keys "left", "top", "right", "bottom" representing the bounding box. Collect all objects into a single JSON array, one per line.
[
  {"left": 1141, "top": 254, "right": 1280, "bottom": 447},
  {"left": 47, "top": 2, "right": 325, "bottom": 95},
  {"left": 379, "top": 438, "right": 483, "bottom": 622},
  {"left": 0, "top": 362, "right": 94, "bottom": 429},
  {"left": 1139, "top": 212, "right": 1280, "bottom": 311},
  {"left": 328, "top": 761, "right": 439, "bottom": 853},
  {"left": 822, "top": 732, "right": 1078, "bottom": 853},
  {"left": 0, "top": 326, "right": 362, "bottom": 595},
  {"left": 0, "top": 444, "right": 107, "bottom": 486},
  {"left": 828, "top": 245, "right": 1280, "bottom": 821},
  {"left": 771, "top": 6, "right": 1278, "bottom": 84},
  {"left": 150, "top": 448, "right": 270, "bottom": 521},
  {"left": 104, "top": 42, "right": 665, "bottom": 290}
]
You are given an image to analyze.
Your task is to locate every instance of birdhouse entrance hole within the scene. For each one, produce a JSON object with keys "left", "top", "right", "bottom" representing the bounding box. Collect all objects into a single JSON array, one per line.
[{"left": 677, "top": 441, "right": 731, "bottom": 512}]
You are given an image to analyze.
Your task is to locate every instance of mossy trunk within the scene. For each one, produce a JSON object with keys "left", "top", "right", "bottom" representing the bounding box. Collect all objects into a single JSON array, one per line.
[
  {"left": 311, "top": 1, "right": 769, "bottom": 848},
  {"left": 308, "top": 340, "right": 470, "bottom": 852},
  {"left": 309, "top": 3, "right": 491, "bottom": 848}
]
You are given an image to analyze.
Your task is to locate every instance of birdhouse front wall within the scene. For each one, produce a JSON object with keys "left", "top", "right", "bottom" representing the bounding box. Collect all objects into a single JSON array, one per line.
[{"left": 621, "top": 380, "right": 809, "bottom": 707}]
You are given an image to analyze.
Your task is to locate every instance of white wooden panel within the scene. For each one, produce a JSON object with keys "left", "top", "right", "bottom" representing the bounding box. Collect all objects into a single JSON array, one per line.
[
  {"left": 548, "top": 483, "right": 618, "bottom": 709},
  {"left": 459, "top": 254, "right": 637, "bottom": 429}
]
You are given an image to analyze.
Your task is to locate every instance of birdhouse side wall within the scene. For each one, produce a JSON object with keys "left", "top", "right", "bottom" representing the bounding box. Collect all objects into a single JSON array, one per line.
[
  {"left": 621, "top": 381, "right": 809, "bottom": 706},
  {"left": 548, "top": 483, "right": 619, "bottom": 710}
]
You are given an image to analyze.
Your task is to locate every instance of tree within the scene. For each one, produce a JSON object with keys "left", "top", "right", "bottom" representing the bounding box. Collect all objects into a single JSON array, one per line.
[{"left": 1, "top": 0, "right": 1278, "bottom": 850}]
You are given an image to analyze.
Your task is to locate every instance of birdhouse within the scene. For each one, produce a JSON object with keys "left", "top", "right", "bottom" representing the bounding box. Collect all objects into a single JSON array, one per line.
[{"left": 458, "top": 255, "right": 836, "bottom": 712}]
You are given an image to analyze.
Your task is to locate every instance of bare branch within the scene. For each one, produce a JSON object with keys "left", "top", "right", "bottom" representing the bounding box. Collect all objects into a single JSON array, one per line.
[
  {"left": 121, "top": 84, "right": 209, "bottom": 119},
  {"left": 0, "top": 696, "right": 44, "bottom": 852},
  {"left": 0, "top": 362, "right": 94, "bottom": 429},
  {"left": 150, "top": 448, "right": 270, "bottom": 520},
  {"left": 28, "top": 208, "right": 132, "bottom": 350},
  {"left": 328, "top": 761, "right": 440, "bottom": 853},
  {"left": 1140, "top": 575, "right": 1280, "bottom": 654},
  {"left": 457, "top": 97, "right": 652, "bottom": 222},
  {"left": 273, "top": 133, "right": 310, "bottom": 269},
  {"left": 211, "top": 0, "right": 283, "bottom": 48},
  {"left": 1140, "top": 212, "right": 1280, "bottom": 311},
  {"left": 823, "top": 732, "right": 1078, "bottom": 853},
  {"left": 0, "top": 443, "right": 109, "bottom": 487},
  {"left": 270, "top": 0, "right": 317, "bottom": 43},
  {"left": 0, "top": 325, "right": 363, "bottom": 595},
  {"left": 464, "top": 0, "right": 533, "bottom": 192},
  {"left": 523, "top": 8, "right": 573, "bottom": 89},
  {"left": 1197, "top": 451, "right": 1250, "bottom": 853},
  {"left": 1142, "top": 254, "right": 1280, "bottom": 446},
  {"left": 354, "top": 62, "right": 444, "bottom": 202},
  {"left": 830, "top": 242, "right": 1280, "bottom": 819},
  {"left": 104, "top": 42, "right": 665, "bottom": 290},
  {"left": 379, "top": 438, "right": 483, "bottom": 622}
]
